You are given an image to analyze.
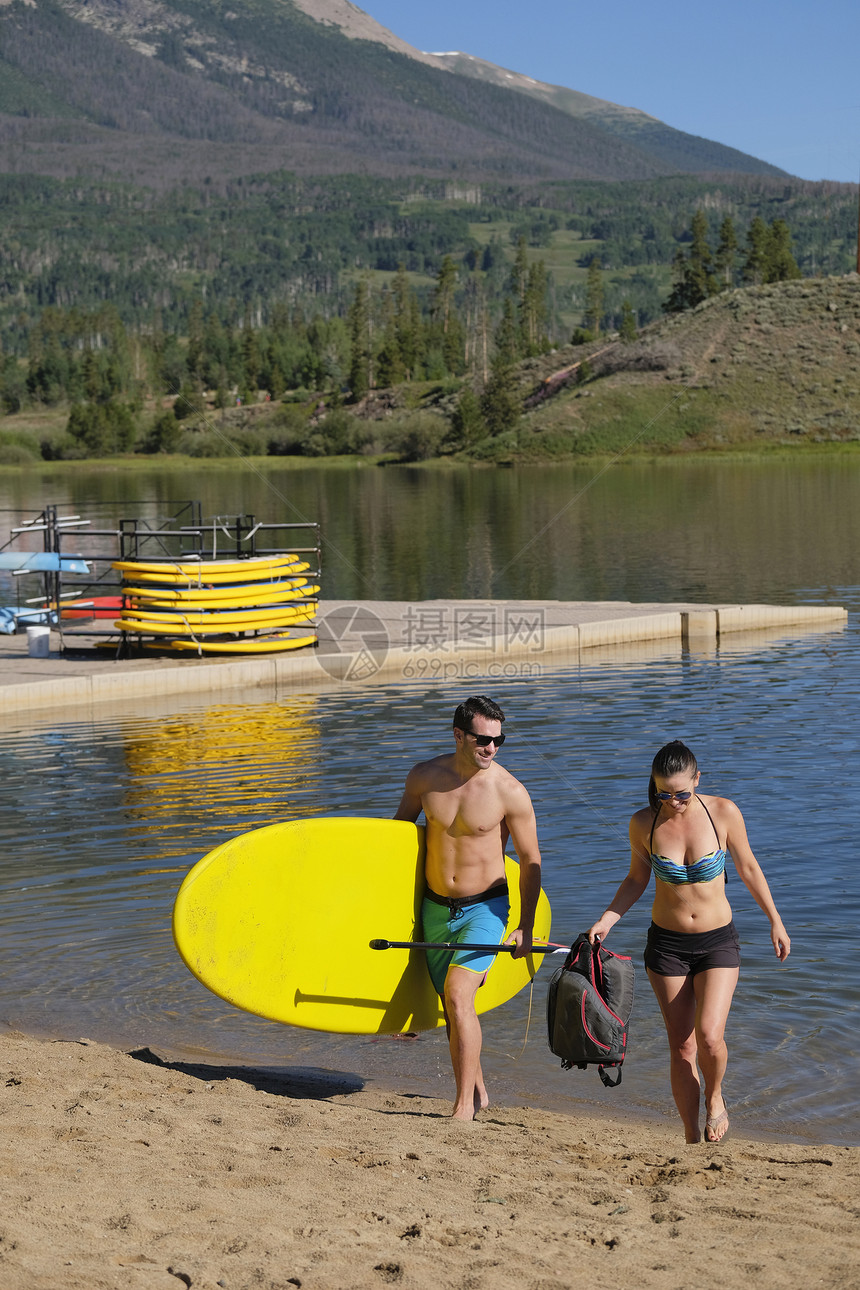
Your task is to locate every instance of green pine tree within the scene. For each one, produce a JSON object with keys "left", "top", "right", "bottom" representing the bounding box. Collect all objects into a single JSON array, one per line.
[
  {"left": 743, "top": 216, "right": 769, "bottom": 285},
  {"left": 348, "top": 280, "right": 372, "bottom": 402},
  {"left": 375, "top": 288, "right": 405, "bottom": 388},
  {"left": 186, "top": 300, "right": 205, "bottom": 384},
  {"left": 480, "top": 299, "right": 521, "bottom": 437},
  {"left": 432, "top": 256, "right": 463, "bottom": 375},
  {"left": 664, "top": 210, "right": 719, "bottom": 312},
  {"left": 764, "top": 219, "right": 802, "bottom": 283},
  {"left": 687, "top": 209, "right": 719, "bottom": 302},
  {"left": 511, "top": 235, "right": 529, "bottom": 304},
  {"left": 81, "top": 348, "right": 101, "bottom": 403},
  {"left": 584, "top": 256, "right": 605, "bottom": 336},
  {"left": 201, "top": 313, "right": 230, "bottom": 392},
  {"left": 450, "top": 386, "right": 486, "bottom": 448},
  {"left": 715, "top": 217, "right": 739, "bottom": 289},
  {"left": 241, "top": 327, "right": 260, "bottom": 395},
  {"left": 511, "top": 235, "right": 529, "bottom": 352},
  {"left": 393, "top": 264, "right": 419, "bottom": 380},
  {"left": 432, "top": 256, "right": 458, "bottom": 337},
  {"left": 520, "top": 260, "right": 549, "bottom": 356},
  {"left": 619, "top": 300, "right": 638, "bottom": 343}
]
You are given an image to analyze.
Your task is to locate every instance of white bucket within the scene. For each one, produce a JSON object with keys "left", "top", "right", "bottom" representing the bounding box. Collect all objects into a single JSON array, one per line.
[{"left": 26, "top": 625, "right": 51, "bottom": 658}]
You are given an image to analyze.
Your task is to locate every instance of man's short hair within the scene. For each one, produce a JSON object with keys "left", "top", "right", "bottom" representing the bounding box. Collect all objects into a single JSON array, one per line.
[{"left": 453, "top": 696, "right": 505, "bottom": 731}]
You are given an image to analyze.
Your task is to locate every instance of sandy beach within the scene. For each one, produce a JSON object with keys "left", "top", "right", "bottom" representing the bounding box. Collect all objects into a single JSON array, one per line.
[{"left": 1, "top": 1030, "right": 857, "bottom": 1290}]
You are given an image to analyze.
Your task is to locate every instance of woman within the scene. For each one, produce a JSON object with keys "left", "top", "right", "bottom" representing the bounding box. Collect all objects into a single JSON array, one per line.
[{"left": 587, "top": 740, "right": 790, "bottom": 1144}]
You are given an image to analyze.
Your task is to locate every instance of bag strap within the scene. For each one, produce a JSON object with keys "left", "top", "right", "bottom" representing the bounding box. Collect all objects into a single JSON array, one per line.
[
  {"left": 598, "top": 1064, "right": 623, "bottom": 1088},
  {"left": 563, "top": 932, "right": 593, "bottom": 973},
  {"left": 565, "top": 933, "right": 605, "bottom": 987}
]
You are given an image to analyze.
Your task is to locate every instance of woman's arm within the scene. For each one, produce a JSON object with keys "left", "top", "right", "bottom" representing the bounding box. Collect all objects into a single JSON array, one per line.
[
  {"left": 721, "top": 798, "right": 791, "bottom": 961},
  {"left": 587, "top": 815, "right": 652, "bottom": 944}
]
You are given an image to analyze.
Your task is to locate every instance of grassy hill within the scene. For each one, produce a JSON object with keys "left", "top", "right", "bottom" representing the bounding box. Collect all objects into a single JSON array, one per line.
[
  {"left": 0, "top": 0, "right": 788, "bottom": 187},
  {"left": 484, "top": 276, "right": 860, "bottom": 460}
]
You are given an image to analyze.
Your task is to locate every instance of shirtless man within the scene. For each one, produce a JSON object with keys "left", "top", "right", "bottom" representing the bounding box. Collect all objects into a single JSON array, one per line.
[{"left": 394, "top": 696, "right": 542, "bottom": 1121}]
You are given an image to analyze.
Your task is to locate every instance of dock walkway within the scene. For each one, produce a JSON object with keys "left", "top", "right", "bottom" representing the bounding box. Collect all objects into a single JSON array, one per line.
[{"left": 0, "top": 599, "right": 847, "bottom": 715}]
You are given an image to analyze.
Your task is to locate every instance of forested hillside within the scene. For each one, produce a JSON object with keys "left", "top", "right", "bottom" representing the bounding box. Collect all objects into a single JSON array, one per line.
[{"left": 0, "top": 170, "right": 855, "bottom": 357}]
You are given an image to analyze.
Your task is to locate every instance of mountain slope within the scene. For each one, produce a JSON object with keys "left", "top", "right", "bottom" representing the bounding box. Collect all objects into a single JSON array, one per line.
[
  {"left": 427, "top": 53, "right": 787, "bottom": 177},
  {"left": 287, "top": 2, "right": 788, "bottom": 177},
  {"left": 0, "top": 0, "right": 788, "bottom": 186}
]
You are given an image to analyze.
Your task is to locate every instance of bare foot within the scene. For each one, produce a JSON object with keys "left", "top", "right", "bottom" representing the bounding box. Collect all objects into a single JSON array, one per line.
[
  {"left": 705, "top": 1103, "right": 729, "bottom": 1143},
  {"left": 450, "top": 1105, "right": 476, "bottom": 1121},
  {"left": 474, "top": 1086, "right": 489, "bottom": 1116}
]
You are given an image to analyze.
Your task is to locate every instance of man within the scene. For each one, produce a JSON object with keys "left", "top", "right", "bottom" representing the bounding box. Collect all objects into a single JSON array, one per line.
[{"left": 394, "top": 696, "right": 542, "bottom": 1121}]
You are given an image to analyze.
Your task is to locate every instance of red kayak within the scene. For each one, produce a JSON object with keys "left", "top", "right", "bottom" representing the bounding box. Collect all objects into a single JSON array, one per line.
[{"left": 58, "top": 596, "right": 124, "bottom": 620}]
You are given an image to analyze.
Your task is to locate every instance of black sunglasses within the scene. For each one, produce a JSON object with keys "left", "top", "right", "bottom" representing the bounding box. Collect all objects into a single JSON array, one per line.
[
  {"left": 460, "top": 728, "right": 506, "bottom": 747},
  {"left": 655, "top": 790, "right": 692, "bottom": 802}
]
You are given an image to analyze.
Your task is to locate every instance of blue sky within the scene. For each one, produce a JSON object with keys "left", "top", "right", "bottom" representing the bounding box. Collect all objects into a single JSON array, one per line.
[{"left": 361, "top": 0, "right": 859, "bottom": 183}]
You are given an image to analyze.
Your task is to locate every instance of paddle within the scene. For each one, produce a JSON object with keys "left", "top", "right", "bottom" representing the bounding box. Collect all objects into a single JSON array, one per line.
[
  {"left": 369, "top": 938, "right": 569, "bottom": 954},
  {"left": 370, "top": 938, "right": 515, "bottom": 953}
]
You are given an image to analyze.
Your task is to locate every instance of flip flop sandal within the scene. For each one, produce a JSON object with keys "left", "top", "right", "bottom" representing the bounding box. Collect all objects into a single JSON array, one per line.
[{"left": 705, "top": 1107, "right": 729, "bottom": 1143}]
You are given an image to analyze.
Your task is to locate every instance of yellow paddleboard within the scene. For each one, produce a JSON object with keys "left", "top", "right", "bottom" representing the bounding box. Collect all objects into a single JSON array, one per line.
[
  {"left": 122, "top": 579, "right": 311, "bottom": 607},
  {"left": 115, "top": 561, "right": 311, "bottom": 587},
  {"left": 172, "top": 818, "right": 551, "bottom": 1034},
  {"left": 116, "top": 600, "right": 316, "bottom": 628},
  {"left": 112, "top": 555, "right": 299, "bottom": 576},
  {"left": 115, "top": 610, "right": 314, "bottom": 636},
  {"left": 164, "top": 632, "right": 317, "bottom": 654}
]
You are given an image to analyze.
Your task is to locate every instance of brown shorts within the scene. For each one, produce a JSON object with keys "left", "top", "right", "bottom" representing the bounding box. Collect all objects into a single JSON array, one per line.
[{"left": 644, "top": 920, "right": 741, "bottom": 977}]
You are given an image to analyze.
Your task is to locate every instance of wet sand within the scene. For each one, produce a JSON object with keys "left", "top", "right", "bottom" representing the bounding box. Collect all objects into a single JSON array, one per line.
[{"left": 1, "top": 1029, "right": 856, "bottom": 1290}]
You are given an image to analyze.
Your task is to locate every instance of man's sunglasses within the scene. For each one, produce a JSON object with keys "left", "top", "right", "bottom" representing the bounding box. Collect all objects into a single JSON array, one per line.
[
  {"left": 655, "top": 790, "right": 692, "bottom": 802},
  {"left": 460, "top": 728, "right": 506, "bottom": 747}
]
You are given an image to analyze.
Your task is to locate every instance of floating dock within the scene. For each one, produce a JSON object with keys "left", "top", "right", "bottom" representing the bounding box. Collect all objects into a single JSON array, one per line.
[{"left": 0, "top": 598, "right": 847, "bottom": 715}]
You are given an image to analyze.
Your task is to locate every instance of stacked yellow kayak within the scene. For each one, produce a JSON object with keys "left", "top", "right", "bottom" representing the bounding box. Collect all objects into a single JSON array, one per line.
[{"left": 111, "top": 554, "right": 318, "bottom": 654}]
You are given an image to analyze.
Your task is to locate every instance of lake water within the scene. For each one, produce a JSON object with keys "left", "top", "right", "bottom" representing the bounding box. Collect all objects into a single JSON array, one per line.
[
  {"left": 2, "top": 454, "right": 860, "bottom": 603},
  {"left": 0, "top": 457, "right": 858, "bottom": 1145}
]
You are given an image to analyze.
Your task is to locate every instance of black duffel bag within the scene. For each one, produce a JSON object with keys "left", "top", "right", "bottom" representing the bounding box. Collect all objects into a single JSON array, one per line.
[{"left": 546, "top": 933, "right": 635, "bottom": 1087}]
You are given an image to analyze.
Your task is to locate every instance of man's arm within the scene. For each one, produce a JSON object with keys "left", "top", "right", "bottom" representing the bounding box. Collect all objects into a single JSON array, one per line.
[
  {"left": 393, "top": 766, "right": 424, "bottom": 822},
  {"left": 502, "top": 783, "right": 542, "bottom": 958}
]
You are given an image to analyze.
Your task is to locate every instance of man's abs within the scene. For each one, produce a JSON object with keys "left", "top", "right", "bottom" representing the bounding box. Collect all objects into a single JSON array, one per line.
[{"left": 424, "top": 823, "right": 505, "bottom": 898}]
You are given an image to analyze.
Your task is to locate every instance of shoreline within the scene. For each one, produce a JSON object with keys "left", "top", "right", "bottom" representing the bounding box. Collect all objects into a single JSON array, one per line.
[
  {"left": 5, "top": 1012, "right": 844, "bottom": 1154},
  {"left": 3, "top": 440, "right": 860, "bottom": 476},
  {"left": 2, "top": 1027, "right": 856, "bottom": 1290}
]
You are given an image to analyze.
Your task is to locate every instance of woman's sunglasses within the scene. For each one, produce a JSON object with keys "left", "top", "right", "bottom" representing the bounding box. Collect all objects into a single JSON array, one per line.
[{"left": 655, "top": 790, "right": 692, "bottom": 802}]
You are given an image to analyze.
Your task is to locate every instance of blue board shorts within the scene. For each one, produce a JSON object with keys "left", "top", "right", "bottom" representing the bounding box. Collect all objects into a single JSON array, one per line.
[{"left": 420, "top": 882, "right": 510, "bottom": 997}]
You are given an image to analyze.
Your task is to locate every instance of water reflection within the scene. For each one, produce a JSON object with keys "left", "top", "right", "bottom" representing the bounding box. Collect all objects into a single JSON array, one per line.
[{"left": 122, "top": 698, "right": 321, "bottom": 858}]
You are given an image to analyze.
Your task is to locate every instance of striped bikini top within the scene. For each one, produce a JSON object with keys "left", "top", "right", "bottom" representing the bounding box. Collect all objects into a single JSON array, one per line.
[{"left": 649, "top": 798, "right": 727, "bottom": 885}]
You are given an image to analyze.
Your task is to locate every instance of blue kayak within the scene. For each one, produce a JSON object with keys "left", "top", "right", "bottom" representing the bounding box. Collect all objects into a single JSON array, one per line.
[{"left": 0, "top": 553, "right": 90, "bottom": 573}]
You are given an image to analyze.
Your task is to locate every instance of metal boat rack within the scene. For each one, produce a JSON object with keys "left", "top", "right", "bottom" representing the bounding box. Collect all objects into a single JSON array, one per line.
[{"left": 0, "top": 501, "right": 321, "bottom": 656}]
